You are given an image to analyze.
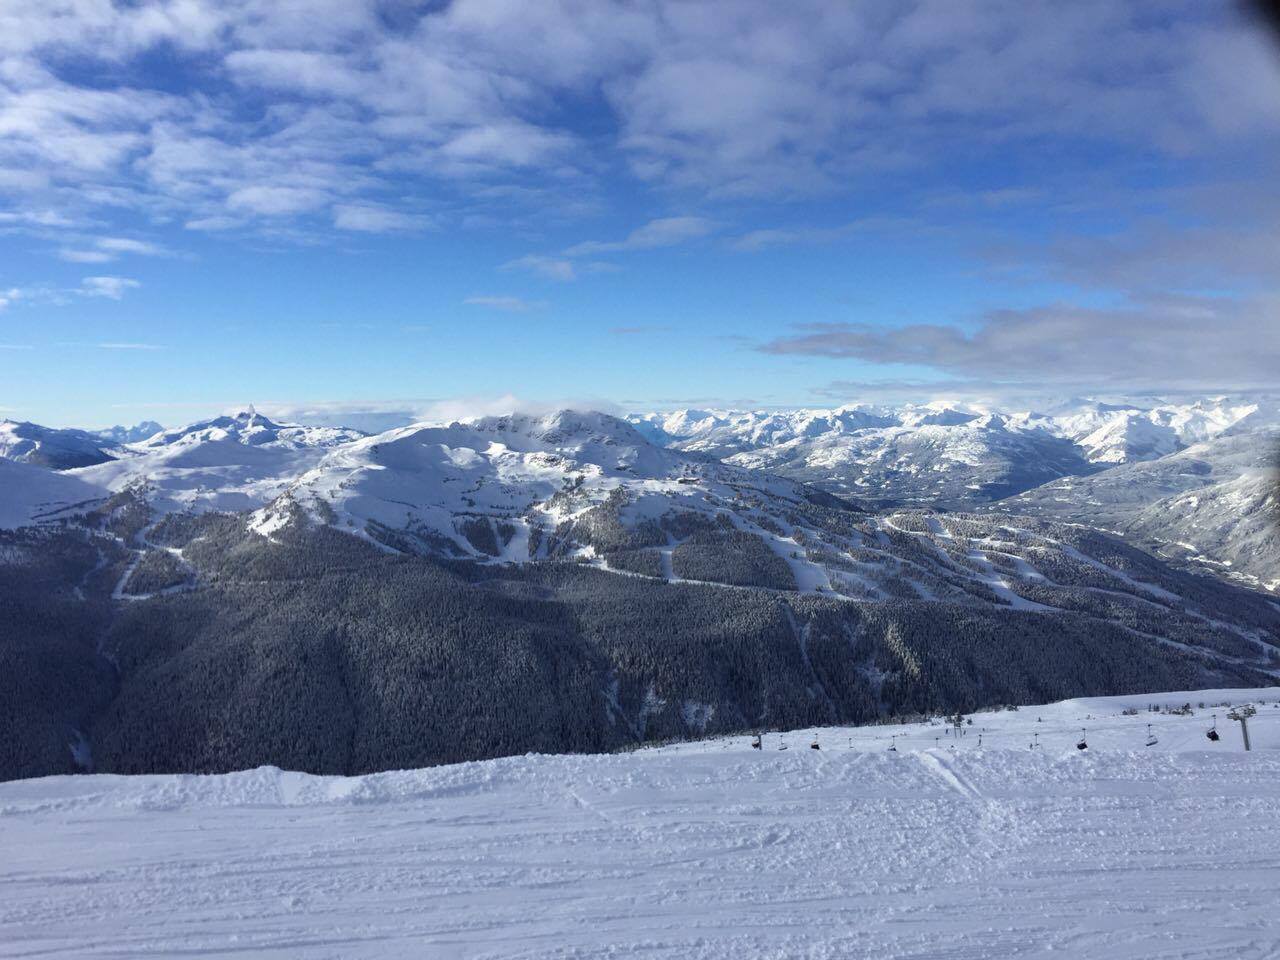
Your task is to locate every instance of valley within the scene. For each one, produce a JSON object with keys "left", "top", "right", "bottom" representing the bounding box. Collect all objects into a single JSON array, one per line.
[{"left": 0, "top": 399, "right": 1276, "bottom": 782}]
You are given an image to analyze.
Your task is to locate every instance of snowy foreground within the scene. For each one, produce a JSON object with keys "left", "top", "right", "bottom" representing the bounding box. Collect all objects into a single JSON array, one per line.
[{"left": 3, "top": 689, "right": 1279, "bottom": 959}]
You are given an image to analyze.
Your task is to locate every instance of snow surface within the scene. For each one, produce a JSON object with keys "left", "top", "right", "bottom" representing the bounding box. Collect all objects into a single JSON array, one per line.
[
  {"left": 629, "top": 396, "right": 1278, "bottom": 472},
  {"left": 3, "top": 687, "right": 1278, "bottom": 959},
  {"left": 0, "top": 458, "right": 107, "bottom": 529},
  {"left": 250, "top": 410, "right": 832, "bottom": 565},
  {"left": 69, "top": 410, "right": 365, "bottom": 517},
  {"left": 0, "top": 419, "right": 117, "bottom": 469}
]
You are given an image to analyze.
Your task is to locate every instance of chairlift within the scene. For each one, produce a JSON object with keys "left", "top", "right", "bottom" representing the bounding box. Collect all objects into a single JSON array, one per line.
[
  {"left": 778, "top": 741, "right": 788, "bottom": 751},
  {"left": 887, "top": 735, "right": 897, "bottom": 753},
  {"left": 1076, "top": 727, "right": 1088, "bottom": 751},
  {"left": 751, "top": 733, "right": 762, "bottom": 750},
  {"left": 1030, "top": 732, "right": 1039, "bottom": 750},
  {"left": 1145, "top": 723, "right": 1158, "bottom": 747},
  {"left": 1207, "top": 714, "right": 1220, "bottom": 742},
  {"left": 810, "top": 739, "right": 821, "bottom": 751}
]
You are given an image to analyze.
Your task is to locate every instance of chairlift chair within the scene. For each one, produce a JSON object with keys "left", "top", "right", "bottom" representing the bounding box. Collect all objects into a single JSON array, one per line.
[
  {"left": 887, "top": 736, "right": 897, "bottom": 753},
  {"left": 810, "top": 738, "right": 820, "bottom": 750},
  {"left": 1076, "top": 727, "right": 1088, "bottom": 751},
  {"left": 1145, "top": 723, "right": 1158, "bottom": 747},
  {"left": 751, "top": 733, "right": 762, "bottom": 750},
  {"left": 1207, "top": 714, "right": 1220, "bottom": 742}
]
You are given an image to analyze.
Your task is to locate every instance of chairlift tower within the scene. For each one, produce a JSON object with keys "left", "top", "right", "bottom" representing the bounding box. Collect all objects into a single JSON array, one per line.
[{"left": 1227, "top": 705, "right": 1256, "bottom": 751}]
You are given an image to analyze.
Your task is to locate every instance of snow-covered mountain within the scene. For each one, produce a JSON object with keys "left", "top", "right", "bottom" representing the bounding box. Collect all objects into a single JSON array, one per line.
[
  {"left": 1129, "top": 469, "right": 1280, "bottom": 592},
  {"left": 1007, "top": 425, "right": 1280, "bottom": 593},
  {"left": 628, "top": 405, "right": 898, "bottom": 457},
  {"left": 4, "top": 404, "right": 1277, "bottom": 794},
  {"left": 0, "top": 458, "right": 108, "bottom": 529},
  {"left": 135, "top": 409, "right": 362, "bottom": 452},
  {"left": 69, "top": 410, "right": 366, "bottom": 515},
  {"left": 230, "top": 411, "right": 1280, "bottom": 661},
  {"left": 253, "top": 409, "right": 850, "bottom": 576},
  {"left": 1043, "top": 397, "right": 1267, "bottom": 464},
  {"left": 625, "top": 396, "right": 1278, "bottom": 506},
  {"left": 629, "top": 405, "right": 1093, "bottom": 506},
  {"left": 0, "top": 420, "right": 119, "bottom": 470},
  {"left": 92, "top": 420, "right": 164, "bottom": 445},
  {"left": 725, "top": 413, "right": 1094, "bottom": 506},
  {"left": 3, "top": 398, "right": 1277, "bottom": 598}
]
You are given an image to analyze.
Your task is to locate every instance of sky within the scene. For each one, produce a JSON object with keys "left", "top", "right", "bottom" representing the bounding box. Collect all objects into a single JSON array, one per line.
[{"left": 2, "top": 0, "right": 1280, "bottom": 428}]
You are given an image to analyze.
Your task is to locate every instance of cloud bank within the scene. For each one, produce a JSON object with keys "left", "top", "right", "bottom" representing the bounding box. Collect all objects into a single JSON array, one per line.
[
  {"left": 762, "top": 295, "right": 1280, "bottom": 393},
  {"left": 2, "top": 1, "right": 1276, "bottom": 238}
]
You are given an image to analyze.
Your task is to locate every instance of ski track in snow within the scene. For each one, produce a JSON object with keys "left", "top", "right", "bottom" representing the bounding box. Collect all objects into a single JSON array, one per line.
[{"left": 2, "top": 688, "right": 1279, "bottom": 959}]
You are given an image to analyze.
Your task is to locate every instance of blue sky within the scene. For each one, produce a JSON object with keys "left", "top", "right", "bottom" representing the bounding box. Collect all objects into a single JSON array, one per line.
[{"left": 2, "top": 1, "right": 1279, "bottom": 428}]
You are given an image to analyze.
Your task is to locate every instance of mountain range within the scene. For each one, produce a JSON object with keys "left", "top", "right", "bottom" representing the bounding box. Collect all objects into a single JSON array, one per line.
[{"left": 0, "top": 396, "right": 1275, "bottom": 782}]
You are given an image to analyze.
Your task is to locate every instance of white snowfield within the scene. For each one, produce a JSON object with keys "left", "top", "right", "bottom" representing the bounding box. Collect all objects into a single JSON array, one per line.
[
  {"left": 0, "top": 458, "right": 107, "bottom": 529},
  {"left": 3, "top": 688, "right": 1279, "bottom": 959},
  {"left": 630, "top": 396, "right": 1275, "bottom": 467}
]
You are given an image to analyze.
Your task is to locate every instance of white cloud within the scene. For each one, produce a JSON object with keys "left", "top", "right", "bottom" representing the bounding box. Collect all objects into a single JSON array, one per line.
[
  {"left": 79, "top": 276, "right": 141, "bottom": 299},
  {"left": 0, "top": 284, "right": 60, "bottom": 309},
  {"left": 729, "top": 220, "right": 886, "bottom": 252},
  {"left": 58, "top": 248, "right": 115, "bottom": 263},
  {"left": 226, "top": 185, "right": 329, "bottom": 216},
  {"left": 437, "top": 123, "right": 575, "bottom": 169},
  {"left": 0, "top": 0, "right": 1276, "bottom": 373},
  {"left": 463, "top": 295, "right": 545, "bottom": 312},
  {"left": 184, "top": 216, "right": 241, "bottom": 232},
  {"left": 97, "top": 237, "right": 167, "bottom": 256},
  {"left": 564, "top": 216, "right": 717, "bottom": 256},
  {"left": 760, "top": 294, "right": 1280, "bottom": 393},
  {"left": 333, "top": 204, "right": 433, "bottom": 233},
  {"left": 2, "top": 0, "right": 1269, "bottom": 238},
  {"left": 502, "top": 255, "right": 577, "bottom": 281},
  {"left": 58, "top": 236, "right": 169, "bottom": 262},
  {"left": 0, "top": 210, "right": 79, "bottom": 228}
]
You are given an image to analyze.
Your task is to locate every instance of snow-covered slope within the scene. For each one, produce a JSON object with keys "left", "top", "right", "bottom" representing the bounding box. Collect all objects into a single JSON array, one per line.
[
  {"left": 1046, "top": 397, "right": 1268, "bottom": 464},
  {"left": 135, "top": 410, "right": 362, "bottom": 452},
  {"left": 627, "top": 397, "right": 1277, "bottom": 504},
  {"left": 1005, "top": 425, "right": 1280, "bottom": 593},
  {"left": 629, "top": 405, "right": 898, "bottom": 457},
  {"left": 629, "top": 404, "right": 1096, "bottom": 505},
  {"left": 723, "top": 412, "right": 1093, "bottom": 505},
  {"left": 3, "top": 687, "right": 1276, "bottom": 959},
  {"left": 0, "top": 459, "right": 107, "bottom": 529},
  {"left": 1075, "top": 410, "right": 1181, "bottom": 463},
  {"left": 70, "top": 410, "right": 366, "bottom": 515},
  {"left": 0, "top": 420, "right": 119, "bottom": 470},
  {"left": 253, "top": 409, "right": 847, "bottom": 564},
  {"left": 92, "top": 420, "right": 164, "bottom": 444},
  {"left": 1128, "top": 466, "right": 1280, "bottom": 593}
]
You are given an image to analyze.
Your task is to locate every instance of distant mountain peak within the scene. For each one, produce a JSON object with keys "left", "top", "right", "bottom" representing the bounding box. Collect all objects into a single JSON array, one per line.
[
  {"left": 94, "top": 420, "right": 165, "bottom": 445},
  {"left": 0, "top": 419, "right": 119, "bottom": 470}
]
